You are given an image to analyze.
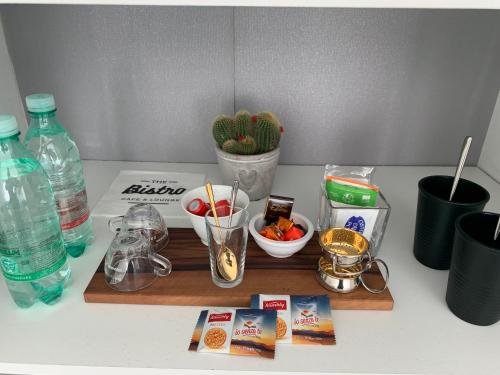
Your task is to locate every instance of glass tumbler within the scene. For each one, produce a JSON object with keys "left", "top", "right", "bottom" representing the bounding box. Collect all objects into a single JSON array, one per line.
[{"left": 205, "top": 206, "right": 249, "bottom": 288}]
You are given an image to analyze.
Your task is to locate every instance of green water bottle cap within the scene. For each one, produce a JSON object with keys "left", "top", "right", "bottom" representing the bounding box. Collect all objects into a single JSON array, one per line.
[
  {"left": 26, "top": 93, "right": 56, "bottom": 113},
  {"left": 0, "top": 115, "right": 19, "bottom": 138}
]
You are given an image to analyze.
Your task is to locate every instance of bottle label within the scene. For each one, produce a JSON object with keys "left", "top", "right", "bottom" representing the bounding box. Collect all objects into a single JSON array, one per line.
[
  {"left": 0, "top": 235, "right": 67, "bottom": 281},
  {"left": 57, "top": 189, "right": 90, "bottom": 230}
]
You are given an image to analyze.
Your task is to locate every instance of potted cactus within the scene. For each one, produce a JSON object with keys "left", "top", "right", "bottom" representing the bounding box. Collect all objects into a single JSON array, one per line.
[{"left": 213, "top": 110, "right": 283, "bottom": 201}]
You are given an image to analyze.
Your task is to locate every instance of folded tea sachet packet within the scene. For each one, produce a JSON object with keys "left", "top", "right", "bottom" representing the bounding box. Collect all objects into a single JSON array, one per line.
[
  {"left": 189, "top": 295, "right": 336, "bottom": 359},
  {"left": 251, "top": 294, "right": 336, "bottom": 345},
  {"left": 324, "top": 165, "right": 379, "bottom": 208},
  {"left": 251, "top": 294, "right": 293, "bottom": 343},
  {"left": 189, "top": 308, "right": 277, "bottom": 359}
]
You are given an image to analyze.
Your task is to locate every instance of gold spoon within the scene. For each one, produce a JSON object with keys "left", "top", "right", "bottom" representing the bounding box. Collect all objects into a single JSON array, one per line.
[{"left": 205, "top": 183, "right": 238, "bottom": 282}]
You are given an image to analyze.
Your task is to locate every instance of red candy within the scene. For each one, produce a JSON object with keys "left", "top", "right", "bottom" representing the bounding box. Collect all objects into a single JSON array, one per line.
[
  {"left": 259, "top": 216, "right": 306, "bottom": 242},
  {"left": 215, "top": 199, "right": 230, "bottom": 208},
  {"left": 187, "top": 198, "right": 208, "bottom": 216},
  {"left": 213, "top": 199, "right": 231, "bottom": 217},
  {"left": 189, "top": 198, "right": 232, "bottom": 217},
  {"left": 283, "top": 226, "right": 305, "bottom": 241}
]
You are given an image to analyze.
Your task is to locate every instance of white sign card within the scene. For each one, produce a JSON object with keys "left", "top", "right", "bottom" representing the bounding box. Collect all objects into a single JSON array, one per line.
[
  {"left": 330, "top": 207, "right": 379, "bottom": 241},
  {"left": 92, "top": 170, "right": 206, "bottom": 219}
]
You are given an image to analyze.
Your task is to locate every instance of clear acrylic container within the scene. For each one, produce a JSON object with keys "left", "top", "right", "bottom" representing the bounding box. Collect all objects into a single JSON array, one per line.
[{"left": 318, "top": 186, "right": 391, "bottom": 257}]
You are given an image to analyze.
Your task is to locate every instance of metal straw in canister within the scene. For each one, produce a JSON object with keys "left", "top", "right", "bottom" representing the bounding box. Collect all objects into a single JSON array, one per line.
[{"left": 449, "top": 136, "right": 472, "bottom": 201}]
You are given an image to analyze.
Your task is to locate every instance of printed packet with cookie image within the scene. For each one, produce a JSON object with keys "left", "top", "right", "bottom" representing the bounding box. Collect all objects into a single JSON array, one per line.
[
  {"left": 189, "top": 308, "right": 277, "bottom": 359},
  {"left": 251, "top": 294, "right": 292, "bottom": 344},
  {"left": 253, "top": 294, "right": 336, "bottom": 345},
  {"left": 189, "top": 308, "right": 235, "bottom": 354}
]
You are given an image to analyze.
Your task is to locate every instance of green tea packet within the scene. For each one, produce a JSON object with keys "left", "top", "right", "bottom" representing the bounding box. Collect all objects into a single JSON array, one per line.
[{"left": 323, "top": 165, "right": 379, "bottom": 207}]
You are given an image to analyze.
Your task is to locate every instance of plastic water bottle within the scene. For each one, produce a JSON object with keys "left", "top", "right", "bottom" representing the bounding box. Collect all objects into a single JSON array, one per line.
[
  {"left": 24, "top": 93, "right": 94, "bottom": 258},
  {"left": 0, "top": 115, "right": 71, "bottom": 308}
]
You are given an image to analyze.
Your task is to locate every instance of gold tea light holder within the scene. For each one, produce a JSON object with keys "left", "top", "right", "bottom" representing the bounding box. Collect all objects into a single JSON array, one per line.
[{"left": 317, "top": 228, "right": 389, "bottom": 294}]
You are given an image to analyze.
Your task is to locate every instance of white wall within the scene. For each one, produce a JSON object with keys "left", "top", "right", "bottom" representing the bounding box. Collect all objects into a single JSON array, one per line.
[
  {"left": 479, "top": 90, "right": 500, "bottom": 181},
  {"left": 0, "top": 15, "right": 25, "bottom": 133},
  {"left": 3, "top": 6, "right": 500, "bottom": 165}
]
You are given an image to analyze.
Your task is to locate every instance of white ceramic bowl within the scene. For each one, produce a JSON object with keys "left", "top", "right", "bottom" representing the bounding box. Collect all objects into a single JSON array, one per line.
[
  {"left": 249, "top": 212, "right": 314, "bottom": 258},
  {"left": 181, "top": 185, "right": 250, "bottom": 245}
]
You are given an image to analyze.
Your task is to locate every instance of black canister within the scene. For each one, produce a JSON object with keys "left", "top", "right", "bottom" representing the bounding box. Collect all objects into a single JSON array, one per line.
[
  {"left": 413, "top": 175, "right": 489, "bottom": 270},
  {"left": 446, "top": 212, "right": 500, "bottom": 326}
]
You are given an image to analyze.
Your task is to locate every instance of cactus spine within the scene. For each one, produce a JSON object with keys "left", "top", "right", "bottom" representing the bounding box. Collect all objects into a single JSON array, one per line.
[
  {"left": 212, "top": 115, "right": 235, "bottom": 147},
  {"left": 254, "top": 113, "right": 281, "bottom": 153},
  {"left": 238, "top": 136, "right": 257, "bottom": 155},
  {"left": 259, "top": 112, "right": 282, "bottom": 129},
  {"left": 235, "top": 110, "right": 253, "bottom": 138},
  {"left": 213, "top": 111, "right": 282, "bottom": 155},
  {"left": 222, "top": 139, "right": 240, "bottom": 154}
]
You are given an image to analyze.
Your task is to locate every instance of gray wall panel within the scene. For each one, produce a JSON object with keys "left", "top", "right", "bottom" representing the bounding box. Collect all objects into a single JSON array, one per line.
[
  {"left": 235, "top": 8, "right": 500, "bottom": 165},
  {"left": 1, "top": 7, "right": 500, "bottom": 165},
  {"left": 1, "top": 5, "right": 234, "bottom": 162}
]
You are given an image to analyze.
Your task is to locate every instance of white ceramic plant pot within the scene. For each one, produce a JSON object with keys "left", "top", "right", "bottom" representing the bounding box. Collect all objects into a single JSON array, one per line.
[{"left": 215, "top": 147, "right": 280, "bottom": 201}]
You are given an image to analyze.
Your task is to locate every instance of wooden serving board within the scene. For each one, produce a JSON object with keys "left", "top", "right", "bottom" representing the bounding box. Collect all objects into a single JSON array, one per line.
[{"left": 84, "top": 228, "right": 394, "bottom": 310}]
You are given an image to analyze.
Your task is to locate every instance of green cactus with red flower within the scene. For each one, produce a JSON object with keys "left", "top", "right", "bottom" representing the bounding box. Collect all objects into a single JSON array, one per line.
[{"left": 212, "top": 110, "right": 283, "bottom": 155}]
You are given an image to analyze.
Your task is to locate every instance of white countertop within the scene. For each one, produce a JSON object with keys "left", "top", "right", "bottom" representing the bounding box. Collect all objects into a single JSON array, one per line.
[{"left": 1, "top": 161, "right": 499, "bottom": 375}]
